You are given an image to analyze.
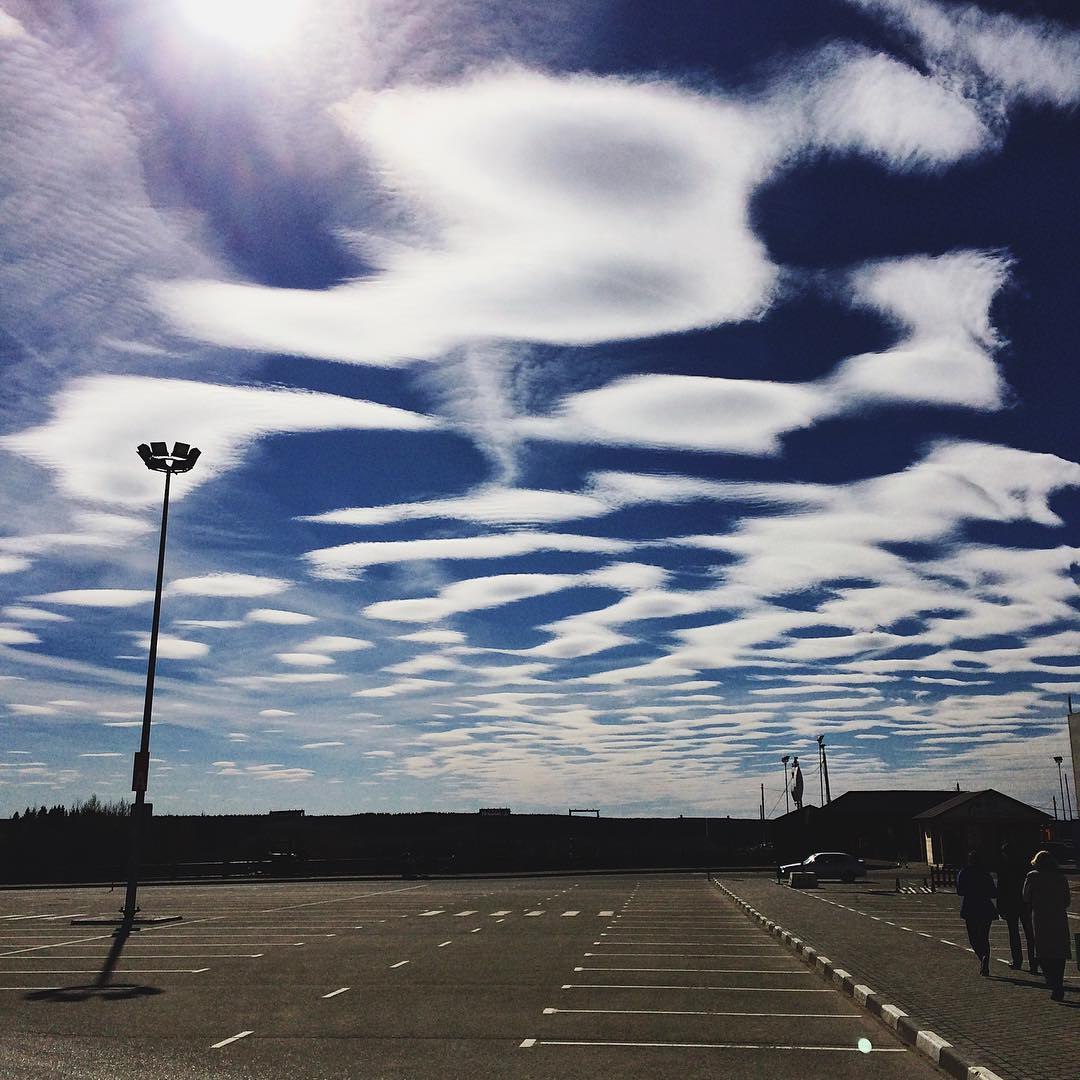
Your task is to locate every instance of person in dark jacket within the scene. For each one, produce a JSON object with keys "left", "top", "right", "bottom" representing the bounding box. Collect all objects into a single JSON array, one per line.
[
  {"left": 956, "top": 849, "right": 997, "bottom": 976},
  {"left": 996, "top": 842, "right": 1037, "bottom": 972},
  {"left": 1022, "top": 850, "right": 1072, "bottom": 1002}
]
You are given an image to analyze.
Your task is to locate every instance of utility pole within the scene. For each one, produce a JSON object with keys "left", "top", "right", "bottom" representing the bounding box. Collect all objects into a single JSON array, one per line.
[
  {"left": 817, "top": 735, "right": 831, "bottom": 805},
  {"left": 760, "top": 783, "right": 766, "bottom": 845},
  {"left": 1054, "top": 757, "right": 1066, "bottom": 825},
  {"left": 781, "top": 755, "right": 790, "bottom": 815}
]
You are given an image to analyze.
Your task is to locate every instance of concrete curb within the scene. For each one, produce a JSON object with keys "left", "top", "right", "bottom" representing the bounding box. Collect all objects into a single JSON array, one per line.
[{"left": 710, "top": 878, "right": 1007, "bottom": 1080}]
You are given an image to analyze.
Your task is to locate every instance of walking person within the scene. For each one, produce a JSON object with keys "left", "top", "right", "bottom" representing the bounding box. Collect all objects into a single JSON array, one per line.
[
  {"left": 997, "top": 842, "right": 1037, "bottom": 972},
  {"left": 956, "top": 849, "right": 997, "bottom": 976},
  {"left": 1022, "top": 850, "right": 1072, "bottom": 1002}
]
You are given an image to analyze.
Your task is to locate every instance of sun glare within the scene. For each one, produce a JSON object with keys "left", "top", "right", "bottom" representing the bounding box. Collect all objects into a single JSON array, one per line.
[{"left": 177, "top": 0, "right": 302, "bottom": 52}]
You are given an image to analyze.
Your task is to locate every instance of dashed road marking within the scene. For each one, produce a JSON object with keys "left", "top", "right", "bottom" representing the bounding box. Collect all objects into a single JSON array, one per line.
[
  {"left": 438, "top": 941, "right": 452, "bottom": 948},
  {"left": 321, "top": 987, "right": 349, "bottom": 999},
  {"left": 543, "top": 1007, "right": 861, "bottom": 1018},
  {"left": 390, "top": 960, "right": 410, "bottom": 968},
  {"left": 453, "top": 911, "right": 477, "bottom": 917}
]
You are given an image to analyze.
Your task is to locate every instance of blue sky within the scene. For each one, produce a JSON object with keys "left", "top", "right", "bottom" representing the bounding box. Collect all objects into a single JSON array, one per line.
[{"left": 0, "top": 0, "right": 1077, "bottom": 819}]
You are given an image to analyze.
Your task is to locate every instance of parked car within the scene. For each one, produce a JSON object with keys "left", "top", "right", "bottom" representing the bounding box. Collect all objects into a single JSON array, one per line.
[{"left": 780, "top": 851, "right": 866, "bottom": 882}]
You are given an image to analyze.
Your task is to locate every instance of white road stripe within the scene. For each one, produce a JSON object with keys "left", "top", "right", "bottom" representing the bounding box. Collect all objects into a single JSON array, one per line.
[
  {"left": 520, "top": 1038, "right": 536, "bottom": 1048},
  {"left": 525, "top": 911, "right": 544, "bottom": 916},
  {"left": 562, "top": 911, "right": 580, "bottom": 917},
  {"left": 211, "top": 1030, "right": 253, "bottom": 1049},
  {"left": 438, "top": 941, "right": 452, "bottom": 948},
  {"left": 489, "top": 910, "right": 511, "bottom": 916},
  {"left": 417, "top": 911, "right": 444, "bottom": 917},
  {"left": 599, "top": 910, "right": 614, "bottom": 916},
  {"left": 322, "top": 987, "right": 349, "bottom": 998},
  {"left": 454, "top": 911, "right": 478, "bottom": 917},
  {"left": 390, "top": 960, "right": 410, "bottom": 968}
]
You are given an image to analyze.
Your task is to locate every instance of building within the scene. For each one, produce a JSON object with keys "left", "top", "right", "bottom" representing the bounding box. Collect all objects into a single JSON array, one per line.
[{"left": 914, "top": 789, "right": 1051, "bottom": 866}]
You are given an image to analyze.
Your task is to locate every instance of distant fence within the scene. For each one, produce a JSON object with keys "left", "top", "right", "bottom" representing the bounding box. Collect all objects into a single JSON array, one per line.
[{"left": 930, "top": 866, "right": 958, "bottom": 892}]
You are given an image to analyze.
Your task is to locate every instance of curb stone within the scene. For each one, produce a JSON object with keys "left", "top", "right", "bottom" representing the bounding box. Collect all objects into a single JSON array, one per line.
[{"left": 710, "top": 878, "right": 1007, "bottom": 1080}]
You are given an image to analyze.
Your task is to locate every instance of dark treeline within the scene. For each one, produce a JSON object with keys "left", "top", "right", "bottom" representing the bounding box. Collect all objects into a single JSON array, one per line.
[{"left": 0, "top": 803, "right": 771, "bottom": 884}]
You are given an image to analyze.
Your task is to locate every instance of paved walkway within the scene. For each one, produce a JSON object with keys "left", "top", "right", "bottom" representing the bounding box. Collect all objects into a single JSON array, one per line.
[{"left": 717, "top": 876, "right": 1078, "bottom": 1080}]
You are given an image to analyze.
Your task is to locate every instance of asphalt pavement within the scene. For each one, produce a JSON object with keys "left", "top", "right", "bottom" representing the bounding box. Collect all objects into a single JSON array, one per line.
[{"left": 0, "top": 873, "right": 937, "bottom": 1079}]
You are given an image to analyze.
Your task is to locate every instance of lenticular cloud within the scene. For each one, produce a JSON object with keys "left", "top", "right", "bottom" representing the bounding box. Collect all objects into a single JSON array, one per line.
[{"left": 2, "top": 375, "right": 436, "bottom": 507}]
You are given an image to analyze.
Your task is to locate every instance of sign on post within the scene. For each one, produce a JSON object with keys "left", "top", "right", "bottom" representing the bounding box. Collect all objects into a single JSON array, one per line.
[{"left": 131, "top": 750, "right": 149, "bottom": 793}]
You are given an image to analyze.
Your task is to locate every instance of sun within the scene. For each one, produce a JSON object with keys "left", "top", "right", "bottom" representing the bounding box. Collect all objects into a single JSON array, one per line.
[{"left": 176, "top": 0, "right": 303, "bottom": 53}]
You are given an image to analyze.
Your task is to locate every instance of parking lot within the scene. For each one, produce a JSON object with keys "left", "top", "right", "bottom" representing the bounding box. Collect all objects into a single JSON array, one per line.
[{"left": 0, "top": 873, "right": 938, "bottom": 1079}]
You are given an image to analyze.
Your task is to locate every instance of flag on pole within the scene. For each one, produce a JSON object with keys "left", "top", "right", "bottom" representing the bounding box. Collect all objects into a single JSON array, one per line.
[{"left": 791, "top": 757, "right": 804, "bottom": 808}]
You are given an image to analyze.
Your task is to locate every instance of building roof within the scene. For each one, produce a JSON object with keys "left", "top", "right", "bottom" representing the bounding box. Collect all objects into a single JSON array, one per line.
[
  {"left": 913, "top": 788, "right": 1050, "bottom": 822},
  {"left": 815, "top": 790, "right": 959, "bottom": 818}
]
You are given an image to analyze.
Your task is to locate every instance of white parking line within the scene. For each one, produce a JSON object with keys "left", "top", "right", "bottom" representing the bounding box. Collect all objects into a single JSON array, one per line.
[
  {"left": 543, "top": 1007, "right": 861, "bottom": 1018},
  {"left": 259, "top": 883, "right": 430, "bottom": 913},
  {"left": 417, "top": 911, "right": 444, "bottom": 917},
  {"left": 489, "top": 910, "right": 511, "bottom": 916},
  {"left": 599, "top": 910, "right": 614, "bottom": 916},
  {"left": 211, "top": 1030, "right": 253, "bottom": 1049},
  {"left": 321, "top": 987, "right": 349, "bottom": 999},
  {"left": 583, "top": 952, "right": 786, "bottom": 958},
  {"left": 390, "top": 960, "right": 410, "bottom": 969},
  {"left": 524, "top": 1039, "right": 905, "bottom": 1052},
  {"left": 574, "top": 966, "right": 810, "bottom": 974},
  {"left": 438, "top": 941, "right": 452, "bottom": 948},
  {"left": 561, "top": 983, "right": 834, "bottom": 992},
  {"left": 454, "top": 911, "right": 478, "bottom": 917},
  {"left": 561, "top": 911, "right": 580, "bottom": 917},
  {"left": 525, "top": 911, "right": 544, "bottom": 916},
  {"left": 1, "top": 972, "right": 210, "bottom": 980}
]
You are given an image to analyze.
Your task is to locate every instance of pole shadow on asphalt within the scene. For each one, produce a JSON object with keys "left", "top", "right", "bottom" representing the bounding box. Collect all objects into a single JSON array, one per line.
[{"left": 24, "top": 925, "right": 163, "bottom": 1003}]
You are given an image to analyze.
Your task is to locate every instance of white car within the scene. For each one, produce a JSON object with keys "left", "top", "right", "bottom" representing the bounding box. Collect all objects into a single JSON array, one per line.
[{"left": 780, "top": 851, "right": 866, "bottom": 882}]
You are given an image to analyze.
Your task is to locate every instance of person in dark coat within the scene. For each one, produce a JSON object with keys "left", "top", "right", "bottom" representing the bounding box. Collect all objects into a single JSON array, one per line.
[
  {"left": 1022, "top": 850, "right": 1072, "bottom": 1002},
  {"left": 996, "top": 842, "right": 1037, "bottom": 972},
  {"left": 956, "top": 849, "right": 997, "bottom": 976}
]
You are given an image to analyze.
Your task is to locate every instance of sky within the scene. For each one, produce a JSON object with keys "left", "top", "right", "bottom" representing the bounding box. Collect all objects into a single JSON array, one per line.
[{"left": 0, "top": 0, "right": 1077, "bottom": 820}]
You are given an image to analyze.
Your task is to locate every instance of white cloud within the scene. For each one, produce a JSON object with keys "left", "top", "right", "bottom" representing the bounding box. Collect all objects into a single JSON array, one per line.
[
  {"left": 829, "top": 251, "right": 1009, "bottom": 409},
  {"left": 802, "top": 50, "right": 988, "bottom": 167},
  {"left": 245, "top": 608, "right": 318, "bottom": 625},
  {"left": 28, "top": 589, "right": 154, "bottom": 607},
  {"left": 174, "top": 619, "right": 245, "bottom": 629},
  {"left": 519, "top": 373, "right": 829, "bottom": 453},
  {"left": 2, "top": 606, "right": 70, "bottom": 622},
  {"left": 307, "top": 532, "right": 632, "bottom": 580},
  {"left": 521, "top": 252, "right": 1011, "bottom": 454},
  {"left": 79, "top": 752, "right": 123, "bottom": 758},
  {"left": 157, "top": 68, "right": 782, "bottom": 365},
  {"left": 259, "top": 709, "right": 296, "bottom": 717},
  {"left": 302, "top": 486, "right": 611, "bottom": 527},
  {"left": 130, "top": 633, "right": 210, "bottom": 660},
  {"left": 851, "top": 0, "right": 1080, "bottom": 108},
  {"left": 2, "top": 376, "right": 436, "bottom": 507},
  {"left": 299, "top": 635, "right": 373, "bottom": 652},
  {"left": 218, "top": 672, "right": 347, "bottom": 687},
  {"left": 169, "top": 573, "right": 292, "bottom": 598},
  {"left": 397, "top": 630, "right": 467, "bottom": 645},
  {"left": 301, "top": 741, "right": 346, "bottom": 749},
  {"left": 0, "top": 555, "right": 31, "bottom": 573},
  {"left": 275, "top": 652, "right": 335, "bottom": 667},
  {"left": 0, "top": 628, "right": 40, "bottom": 646},
  {"left": 352, "top": 679, "right": 454, "bottom": 698},
  {"left": 8, "top": 703, "right": 56, "bottom": 715}
]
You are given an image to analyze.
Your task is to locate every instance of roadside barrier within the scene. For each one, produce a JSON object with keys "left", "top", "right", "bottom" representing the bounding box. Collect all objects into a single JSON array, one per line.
[{"left": 929, "top": 866, "right": 958, "bottom": 892}]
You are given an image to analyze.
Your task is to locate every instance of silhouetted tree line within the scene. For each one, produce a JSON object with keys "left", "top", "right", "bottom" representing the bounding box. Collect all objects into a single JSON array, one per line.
[{"left": 0, "top": 808, "right": 771, "bottom": 885}]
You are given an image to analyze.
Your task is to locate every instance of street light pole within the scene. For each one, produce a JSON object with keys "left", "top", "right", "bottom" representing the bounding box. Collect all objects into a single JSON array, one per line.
[
  {"left": 120, "top": 442, "right": 200, "bottom": 932},
  {"left": 781, "top": 755, "right": 790, "bottom": 815},
  {"left": 1054, "top": 756, "right": 1066, "bottom": 829}
]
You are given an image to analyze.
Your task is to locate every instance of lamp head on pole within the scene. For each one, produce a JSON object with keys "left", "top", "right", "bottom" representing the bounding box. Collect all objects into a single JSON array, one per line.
[
  {"left": 781, "top": 754, "right": 790, "bottom": 765},
  {"left": 1054, "top": 756, "right": 1063, "bottom": 765},
  {"left": 137, "top": 442, "right": 201, "bottom": 474}
]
